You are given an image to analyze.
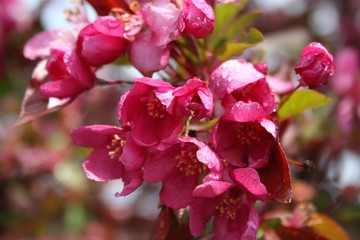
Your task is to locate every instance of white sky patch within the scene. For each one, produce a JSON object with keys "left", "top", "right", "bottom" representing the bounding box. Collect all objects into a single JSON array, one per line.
[{"left": 40, "top": 0, "right": 97, "bottom": 30}]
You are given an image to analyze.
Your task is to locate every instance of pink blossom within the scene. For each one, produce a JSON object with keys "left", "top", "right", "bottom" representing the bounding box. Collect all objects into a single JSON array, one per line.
[
  {"left": 76, "top": 16, "right": 129, "bottom": 67},
  {"left": 221, "top": 78, "right": 277, "bottom": 122},
  {"left": 211, "top": 117, "right": 277, "bottom": 169},
  {"left": 190, "top": 168, "right": 267, "bottom": 239},
  {"left": 209, "top": 59, "right": 265, "bottom": 99},
  {"left": 169, "top": 77, "right": 214, "bottom": 121},
  {"left": 117, "top": 77, "right": 183, "bottom": 147},
  {"left": 129, "top": 30, "right": 170, "bottom": 75},
  {"left": 141, "top": 0, "right": 181, "bottom": 47},
  {"left": 179, "top": 0, "right": 215, "bottom": 38},
  {"left": 295, "top": 42, "right": 335, "bottom": 89},
  {"left": 71, "top": 125, "right": 147, "bottom": 196},
  {"left": 23, "top": 29, "right": 78, "bottom": 60},
  {"left": 40, "top": 48, "right": 95, "bottom": 99},
  {"left": 143, "top": 136, "right": 222, "bottom": 209}
]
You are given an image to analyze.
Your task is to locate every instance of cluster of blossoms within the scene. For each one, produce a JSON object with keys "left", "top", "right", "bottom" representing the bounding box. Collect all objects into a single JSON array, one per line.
[{"left": 22, "top": 0, "right": 335, "bottom": 239}]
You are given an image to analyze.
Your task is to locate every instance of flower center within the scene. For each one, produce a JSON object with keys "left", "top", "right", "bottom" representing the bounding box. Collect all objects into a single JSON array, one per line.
[
  {"left": 175, "top": 150, "right": 202, "bottom": 176},
  {"left": 236, "top": 123, "right": 260, "bottom": 146},
  {"left": 216, "top": 192, "right": 243, "bottom": 220},
  {"left": 106, "top": 134, "right": 125, "bottom": 161},
  {"left": 147, "top": 97, "right": 166, "bottom": 119}
]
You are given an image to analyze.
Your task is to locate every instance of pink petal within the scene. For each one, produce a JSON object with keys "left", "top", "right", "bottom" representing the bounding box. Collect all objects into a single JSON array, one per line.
[
  {"left": 71, "top": 125, "right": 124, "bottom": 148},
  {"left": 160, "top": 173, "right": 198, "bottom": 209},
  {"left": 117, "top": 169, "right": 143, "bottom": 196},
  {"left": 130, "top": 31, "right": 170, "bottom": 75},
  {"left": 230, "top": 168, "right": 267, "bottom": 200},
  {"left": 192, "top": 181, "right": 234, "bottom": 198},
  {"left": 83, "top": 148, "right": 123, "bottom": 181},
  {"left": 40, "top": 79, "right": 84, "bottom": 99},
  {"left": 209, "top": 60, "right": 264, "bottom": 98}
]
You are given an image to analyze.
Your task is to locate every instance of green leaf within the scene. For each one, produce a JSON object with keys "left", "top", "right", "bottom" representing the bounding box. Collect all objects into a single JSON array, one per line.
[
  {"left": 240, "top": 28, "right": 264, "bottom": 44},
  {"left": 213, "top": 28, "right": 264, "bottom": 60},
  {"left": 226, "top": 12, "right": 262, "bottom": 41},
  {"left": 208, "top": 1, "right": 249, "bottom": 49},
  {"left": 278, "top": 89, "right": 332, "bottom": 119},
  {"left": 214, "top": 42, "right": 253, "bottom": 61}
]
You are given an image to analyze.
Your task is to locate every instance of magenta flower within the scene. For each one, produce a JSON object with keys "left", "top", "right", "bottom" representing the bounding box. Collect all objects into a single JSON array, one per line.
[
  {"left": 209, "top": 59, "right": 265, "bottom": 99},
  {"left": 179, "top": 0, "right": 215, "bottom": 38},
  {"left": 211, "top": 117, "right": 277, "bottom": 169},
  {"left": 221, "top": 78, "right": 277, "bottom": 122},
  {"left": 190, "top": 168, "right": 267, "bottom": 239},
  {"left": 76, "top": 16, "right": 129, "bottom": 67},
  {"left": 143, "top": 136, "right": 222, "bottom": 209},
  {"left": 295, "top": 42, "right": 335, "bottom": 89},
  {"left": 71, "top": 125, "right": 147, "bottom": 196},
  {"left": 40, "top": 48, "right": 95, "bottom": 99},
  {"left": 117, "top": 77, "right": 183, "bottom": 147},
  {"left": 169, "top": 77, "right": 214, "bottom": 121}
]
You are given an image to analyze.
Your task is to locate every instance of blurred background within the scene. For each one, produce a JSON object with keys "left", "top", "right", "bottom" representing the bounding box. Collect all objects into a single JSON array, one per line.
[{"left": 1, "top": 0, "right": 360, "bottom": 239}]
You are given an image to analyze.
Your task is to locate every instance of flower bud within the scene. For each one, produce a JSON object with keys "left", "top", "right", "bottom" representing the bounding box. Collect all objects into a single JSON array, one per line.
[
  {"left": 76, "top": 16, "right": 129, "bottom": 67},
  {"left": 295, "top": 42, "right": 335, "bottom": 89}
]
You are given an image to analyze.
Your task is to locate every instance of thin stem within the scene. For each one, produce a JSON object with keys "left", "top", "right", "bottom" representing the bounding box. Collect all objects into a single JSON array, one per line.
[{"left": 96, "top": 78, "right": 134, "bottom": 85}]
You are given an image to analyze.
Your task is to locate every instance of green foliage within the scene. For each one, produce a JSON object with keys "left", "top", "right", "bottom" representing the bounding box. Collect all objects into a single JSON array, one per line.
[
  {"left": 214, "top": 28, "right": 264, "bottom": 61},
  {"left": 278, "top": 89, "right": 333, "bottom": 119}
]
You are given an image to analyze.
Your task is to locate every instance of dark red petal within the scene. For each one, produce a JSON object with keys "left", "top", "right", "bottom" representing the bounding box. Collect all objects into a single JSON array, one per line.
[{"left": 257, "top": 141, "right": 292, "bottom": 203}]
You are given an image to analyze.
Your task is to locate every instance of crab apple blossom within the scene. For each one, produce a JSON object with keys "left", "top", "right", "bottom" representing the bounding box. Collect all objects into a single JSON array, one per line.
[
  {"left": 190, "top": 168, "right": 267, "bottom": 240},
  {"left": 141, "top": 0, "right": 181, "bottom": 47},
  {"left": 70, "top": 125, "right": 147, "bottom": 196},
  {"left": 144, "top": 136, "right": 222, "bottom": 209},
  {"left": 222, "top": 78, "right": 277, "bottom": 122},
  {"left": 295, "top": 42, "right": 336, "bottom": 89},
  {"left": 168, "top": 77, "right": 214, "bottom": 121},
  {"left": 211, "top": 117, "right": 277, "bottom": 169},
  {"left": 117, "top": 77, "right": 183, "bottom": 147},
  {"left": 40, "top": 48, "right": 95, "bottom": 99},
  {"left": 209, "top": 59, "right": 265, "bottom": 99},
  {"left": 76, "top": 16, "right": 129, "bottom": 67},
  {"left": 129, "top": 30, "right": 170, "bottom": 75},
  {"left": 179, "top": 0, "right": 215, "bottom": 38}
]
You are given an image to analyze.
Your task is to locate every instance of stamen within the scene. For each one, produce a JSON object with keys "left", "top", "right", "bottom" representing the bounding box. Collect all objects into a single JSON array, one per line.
[
  {"left": 215, "top": 192, "right": 243, "bottom": 220},
  {"left": 175, "top": 150, "right": 202, "bottom": 176},
  {"left": 147, "top": 97, "right": 166, "bottom": 119},
  {"left": 106, "top": 134, "right": 125, "bottom": 161},
  {"left": 236, "top": 123, "right": 260, "bottom": 145}
]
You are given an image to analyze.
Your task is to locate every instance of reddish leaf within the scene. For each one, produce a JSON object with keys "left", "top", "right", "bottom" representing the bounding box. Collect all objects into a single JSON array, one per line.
[
  {"left": 16, "top": 61, "right": 73, "bottom": 126},
  {"left": 86, "top": 0, "right": 130, "bottom": 16},
  {"left": 258, "top": 141, "right": 292, "bottom": 203},
  {"left": 275, "top": 226, "right": 329, "bottom": 240},
  {"left": 149, "top": 207, "right": 191, "bottom": 240}
]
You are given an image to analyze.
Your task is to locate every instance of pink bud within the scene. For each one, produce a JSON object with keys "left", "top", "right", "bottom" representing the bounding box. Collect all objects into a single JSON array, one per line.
[
  {"left": 76, "top": 16, "right": 129, "bottom": 67},
  {"left": 295, "top": 42, "right": 335, "bottom": 89}
]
